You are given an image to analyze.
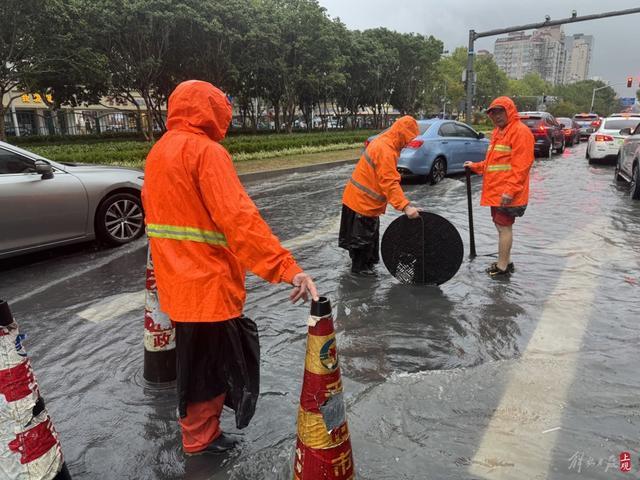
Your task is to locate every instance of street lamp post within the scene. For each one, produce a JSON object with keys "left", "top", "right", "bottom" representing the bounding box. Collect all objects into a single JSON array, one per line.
[{"left": 589, "top": 81, "right": 628, "bottom": 113}]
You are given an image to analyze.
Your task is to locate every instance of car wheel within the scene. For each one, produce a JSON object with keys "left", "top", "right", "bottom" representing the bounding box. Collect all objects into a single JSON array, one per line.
[
  {"left": 428, "top": 157, "right": 447, "bottom": 185},
  {"left": 586, "top": 145, "right": 591, "bottom": 161},
  {"left": 631, "top": 164, "right": 640, "bottom": 200},
  {"left": 567, "top": 138, "right": 573, "bottom": 147},
  {"left": 555, "top": 138, "right": 565, "bottom": 154},
  {"left": 575, "top": 135, "right": 580, "bottom": 145},
  {"left": 614, "top": 163, "right": 624, "bottom": 182},
  {"left": 95, "top": 192, "right": 145, "bottom": 245},
  {"left": 544, "top": 143, "right": 552, "bottom": 159}
]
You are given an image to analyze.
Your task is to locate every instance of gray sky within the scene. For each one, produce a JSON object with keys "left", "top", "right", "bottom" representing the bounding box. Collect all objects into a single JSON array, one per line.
[{"left": 317, "top": 0, "right": 640, "bottom": 97}]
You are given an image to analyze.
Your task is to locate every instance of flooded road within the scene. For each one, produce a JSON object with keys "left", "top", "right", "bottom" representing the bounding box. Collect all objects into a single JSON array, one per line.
[{"left": 1, "top": 141, "right": 639, "bottom": 479}]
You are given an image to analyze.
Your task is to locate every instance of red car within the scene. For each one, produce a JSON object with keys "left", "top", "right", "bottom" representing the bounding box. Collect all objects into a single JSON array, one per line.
[{"left": 556, "top": 117, "right": 581, "bottom": 146}]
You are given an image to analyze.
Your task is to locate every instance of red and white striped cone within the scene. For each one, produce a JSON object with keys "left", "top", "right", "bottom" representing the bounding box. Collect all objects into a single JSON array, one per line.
[
  {"left": 293, "top": 297, "right": 355, "bottom": 480},
  {"left": 0, "top": 300, "right": 71, "bottom": 480},
  {"left": 143, "top": 246, "right": 176, "bottom": 383}
]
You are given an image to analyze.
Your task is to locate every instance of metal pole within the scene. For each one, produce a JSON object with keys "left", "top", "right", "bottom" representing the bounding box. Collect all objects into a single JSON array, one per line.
[
  {"left": 465, "top": 7, "right": 640, "bottom": 124},
  {"left": 590, "top": 89, "right": 597, "bottom": 113},
  {"left": 465, "top": 167, "right": 477, "bottom": 258},
  {"left": 10, "top": 105, "right": 20, "bottom": 137},
  {"left": 465, "top": 30, "right": 476, "bottom": 125}
]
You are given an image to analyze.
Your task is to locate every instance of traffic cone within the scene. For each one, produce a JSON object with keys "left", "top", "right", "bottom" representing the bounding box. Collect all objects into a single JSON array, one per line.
[
  {"left": 293, "top": 297, "right": 355, "bottom": 480},
  {"left": 143, "top": 246, "right": 176, "bottom": 383},
  {"left": 0, "top": 300, "right": 71, "bottom": 480}
]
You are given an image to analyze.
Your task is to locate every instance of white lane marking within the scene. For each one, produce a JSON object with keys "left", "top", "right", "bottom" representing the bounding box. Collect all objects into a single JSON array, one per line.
[
  {"left": 282, "top": 214, "right": 341, "bottom": 250},
  {"left": 10, "top": 238, "right": 146, "bottom": 305},
  {"left": 78, "top": 290, "right": 144, "bottom": 323},
  {"left": 468, "top": 218, "right": 614, "bottom": 478}
]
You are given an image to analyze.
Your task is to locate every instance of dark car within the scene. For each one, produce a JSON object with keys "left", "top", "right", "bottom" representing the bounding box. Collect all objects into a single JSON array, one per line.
[
  {"left": 555, "top": 117, "right": 581, "bottom": 146},
  {"left": 573, "top": 113, "right": 601, "bottom": 139},
  {"left": 519, "top": 111, "right": 565, "bottom": 158},
  {"left": 615, "top": 121, "right": 640, "bottom": 199}
]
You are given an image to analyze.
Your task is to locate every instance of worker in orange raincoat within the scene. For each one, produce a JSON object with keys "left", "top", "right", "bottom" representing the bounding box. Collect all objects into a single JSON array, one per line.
[
  {"left": 339, "top": 116, "right": 421, "bottom": 276},
  {"left": 142, "top": 80, "right": 318, "bottom": 455},
  {"left": 464, "top": 96, "right": 534, "bottom": 278}
]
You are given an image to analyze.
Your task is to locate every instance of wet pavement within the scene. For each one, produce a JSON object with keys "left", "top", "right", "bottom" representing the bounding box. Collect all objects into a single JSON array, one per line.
[{"left": 1, "top": 141, "right": 639, "bottom": 479}]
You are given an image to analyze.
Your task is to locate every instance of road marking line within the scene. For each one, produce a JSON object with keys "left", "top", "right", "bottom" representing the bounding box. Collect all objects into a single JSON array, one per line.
[
  {"left": 78, "top": 291, "right": 144, "bottom": 323},
  {"left": 10, "top": 239, "right": 146, "bottom": 305},
  {"left": 468, "top": 218, "right": 612, "bottom": 478}
]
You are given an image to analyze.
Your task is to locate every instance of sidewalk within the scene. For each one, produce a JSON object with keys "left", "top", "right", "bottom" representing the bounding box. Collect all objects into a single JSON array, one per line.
[{"left": 236, "top": 147, "right": 361, "bottom": 180}]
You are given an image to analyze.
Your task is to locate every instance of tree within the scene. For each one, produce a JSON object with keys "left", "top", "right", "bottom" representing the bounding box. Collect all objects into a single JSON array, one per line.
[
  {"left": 388, "top": 33, "right": 442, "bottom": 116},
  {"left": 0, "top": 0, "right": 50, "bottom": 140},
  {"left": 18, "top": 0, "right": 109, "bottom": 135},
  {"left": 553, "top": 80, "right": 617, "bottom": 116}
]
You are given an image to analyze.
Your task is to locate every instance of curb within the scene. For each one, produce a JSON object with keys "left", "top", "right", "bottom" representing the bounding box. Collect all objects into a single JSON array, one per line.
[{"left": 239, "top": 158, "right": 357, "bottom": 183}]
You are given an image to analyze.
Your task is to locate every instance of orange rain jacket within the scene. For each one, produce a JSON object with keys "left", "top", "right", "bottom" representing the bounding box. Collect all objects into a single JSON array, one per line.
[
  {"left": 142, "top": 80, "right": 302, "bottom": 322},
  {"left": 468, "top": 96, "right": 535, "bottom": 207},
  {"left": 342, "top": 116, "right": 419, "bottom": 217}
]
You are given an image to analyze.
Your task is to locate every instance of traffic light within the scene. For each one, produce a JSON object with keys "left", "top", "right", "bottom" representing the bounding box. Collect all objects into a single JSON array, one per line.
[{"left": 627, "top": 76, "right": 633, "bottom": 88}]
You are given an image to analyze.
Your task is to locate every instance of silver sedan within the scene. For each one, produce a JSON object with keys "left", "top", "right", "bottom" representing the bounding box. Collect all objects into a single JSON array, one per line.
[{"left": 0, "top": 141, "right": 144, "bottom": 259}]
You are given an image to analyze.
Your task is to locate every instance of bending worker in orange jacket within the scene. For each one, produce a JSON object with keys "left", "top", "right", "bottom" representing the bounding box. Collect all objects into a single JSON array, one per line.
[
  {"left": 142, "top": 80, "right": 318, "bottom": 455},
  {"left": 339, "top": 116, "right": 421, "bottom": 276},
  {"left": 464, "top": 96, "right": 534, "bottom": 278}
]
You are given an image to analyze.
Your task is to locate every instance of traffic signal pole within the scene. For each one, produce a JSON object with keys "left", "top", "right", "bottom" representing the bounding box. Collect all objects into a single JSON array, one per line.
[
  {"left": 465, "top": 7, "right": 640, "bottom": 125},
  {"left": 589, "top": 81, "right": 629, "bottom": 113}
]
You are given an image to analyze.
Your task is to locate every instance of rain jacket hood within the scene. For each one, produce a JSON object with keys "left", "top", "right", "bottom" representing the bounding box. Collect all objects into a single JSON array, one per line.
[
  {"left": 487, "top": 96, "right": 519, "bottom": 128},
  {"left": 379, "top": 115, "right": 420, "bottom": 150},
  {"left": 166, "top": 80, "right": 232, "bottom": 142}
]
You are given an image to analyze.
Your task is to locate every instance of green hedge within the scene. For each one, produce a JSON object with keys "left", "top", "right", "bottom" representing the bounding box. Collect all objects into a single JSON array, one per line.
[{"left": 23, "top": 130, "right": 378, "bottom": 167}]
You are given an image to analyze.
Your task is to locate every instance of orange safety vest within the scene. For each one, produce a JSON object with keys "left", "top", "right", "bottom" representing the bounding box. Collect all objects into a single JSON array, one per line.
[
  {"left": 142, "top": 80, "right": 301, "bottom": 322},
  {"left": 342, "top": 116, "right": 419, "bottom": 217},
  {"left": 469, "top": 96, "right": 535, "bottom": 207}
]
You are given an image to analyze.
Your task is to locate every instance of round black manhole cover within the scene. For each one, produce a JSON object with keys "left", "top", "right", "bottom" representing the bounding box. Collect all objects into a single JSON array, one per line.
[{"left": 381, "top": 212, "right": 463, "bottom": 285}]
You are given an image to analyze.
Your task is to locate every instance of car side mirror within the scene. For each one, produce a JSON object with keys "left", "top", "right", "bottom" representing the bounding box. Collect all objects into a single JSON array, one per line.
[
  {"left": 619, "top": 128, "right": 632, "bottom": 136},
  {"left": 34, "top": 160, "right": 54, "bottom": 179},
  {"left": 477, "top": 132, "right": 485, "bottom": 139}
]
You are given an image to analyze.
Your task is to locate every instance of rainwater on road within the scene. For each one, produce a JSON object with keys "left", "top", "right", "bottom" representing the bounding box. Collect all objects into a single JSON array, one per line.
[{"left": 1, "top": 142, "right": 639, "bottom": 479}]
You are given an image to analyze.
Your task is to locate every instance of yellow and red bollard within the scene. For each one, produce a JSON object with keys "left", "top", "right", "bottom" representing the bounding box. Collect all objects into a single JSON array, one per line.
[
  {"left": 143, "top": 247, "right": 176, "bottom": 383},
  {"left": 293, "top": 297, "right": 355, "bottom": 479},
  {"left": 0, "top": 300, "right": 71, "bottom": 479}
]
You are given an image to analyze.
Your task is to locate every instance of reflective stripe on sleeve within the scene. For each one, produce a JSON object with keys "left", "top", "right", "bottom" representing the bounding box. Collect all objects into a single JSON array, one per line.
[
  {"left": 147, "top": 224, "right": 228, "bottom": 246},
  {"left": 492, "top": 144, "right": 512, "bottom": 152},
  {"left": 349, "top": 178, "right": 386, "bottom": 202},
  {"left": 486, "top": 164, "right": 512, "bottom": 172},
  {"left": 362, "top": 150, "right": 375, "bottom": 170}
]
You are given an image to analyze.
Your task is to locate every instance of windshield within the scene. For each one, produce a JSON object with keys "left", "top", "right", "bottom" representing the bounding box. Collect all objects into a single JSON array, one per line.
[
  {"left": 602, "top": 119, "right": 640, "bottom": 130},
  {"left": 418, "top": 122, "right": 432, "bottom": 135},
  {"left": 557, "top": 118, "right": 572, "bottom": 126},
  {"left": 520, "top": 117, "right": 542, "bottom": 127},
  {"left": 573, "top": 115, "right": 598, "bottom": 124}
]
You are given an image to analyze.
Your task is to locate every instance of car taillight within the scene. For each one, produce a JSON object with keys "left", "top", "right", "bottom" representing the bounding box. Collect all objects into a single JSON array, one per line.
[
  {"left": 563, "top": 129, "right": 572, "bottom": 133},
  {"left": 594, "top": 134, "right": 614, "bottom": 142},
  {"left": 533, "top": 125, "right": 547, "bottom": 137},
  {"left": 406, "top": 140, "right": 424, "bottom": 149},
  {"left": 591, "top": 120, "right": 601, "bottom": 128}
]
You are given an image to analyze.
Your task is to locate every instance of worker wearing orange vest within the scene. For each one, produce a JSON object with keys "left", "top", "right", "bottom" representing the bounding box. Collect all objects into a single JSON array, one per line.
[
  {"left": 142, "top": 80, "right": 318, "bottom": 455},
  {"left": 464, "top": 96, "right": 534, "bottom": 277},
  {"left": 339, "top": 116, "right": 421, "bottom": 276}
]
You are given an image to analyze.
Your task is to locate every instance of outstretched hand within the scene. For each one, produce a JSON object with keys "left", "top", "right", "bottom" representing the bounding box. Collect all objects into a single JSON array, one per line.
[
  {"left": 289, "top": 272, "right": 319, "bottom": 303},
  {"left": 403, "top": 204, "right": 421, "bottom": 220}
]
